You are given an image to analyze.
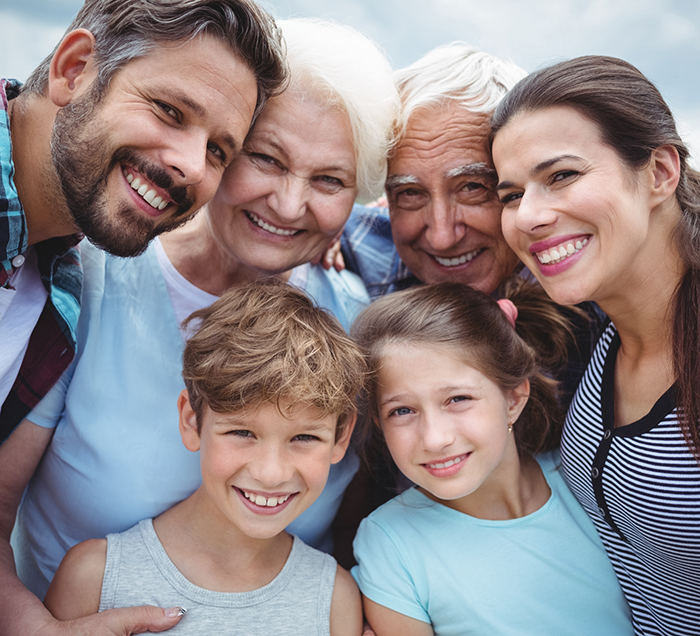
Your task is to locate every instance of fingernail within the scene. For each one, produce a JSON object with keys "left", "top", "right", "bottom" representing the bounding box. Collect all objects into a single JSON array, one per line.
[{"left": 165, "top": 606, "right": 187, "bottom": 617}]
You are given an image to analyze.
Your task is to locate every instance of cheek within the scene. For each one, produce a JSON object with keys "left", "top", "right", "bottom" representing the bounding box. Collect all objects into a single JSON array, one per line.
[
  {"left": 314, "top": 196, "right": 354, "bottom": 237},
  {"left": 389, "top": 212, "right": 422, "bottom": 246},
  {"left": 200, "top": 443, "right": 239, "bottom": 480},
  {"left": 218, "top": 162, "right": 266, "bottom": 208},
  {"left": 382, "top": 426, "right": 415, "bottom": 467},
  {"left": 500, "top": 210, "right": 525, "bottom": 252}
]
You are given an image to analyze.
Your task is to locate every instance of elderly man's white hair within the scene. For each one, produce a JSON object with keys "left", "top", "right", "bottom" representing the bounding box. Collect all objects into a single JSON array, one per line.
[
  {"left": 395, "top": 42, "right": 527, "bottom": 139},
  {"left": 278, "top": 18, "right": 400, "bottom": 203}
]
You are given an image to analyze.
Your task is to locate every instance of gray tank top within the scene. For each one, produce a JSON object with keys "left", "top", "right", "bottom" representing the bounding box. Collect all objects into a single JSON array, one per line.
[{"left": 99, "top": 519, "right": 336, "bottom": 635}]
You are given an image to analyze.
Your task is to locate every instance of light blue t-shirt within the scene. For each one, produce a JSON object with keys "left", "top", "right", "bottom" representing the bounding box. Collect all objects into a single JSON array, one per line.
[
  {"left": 13, "top": 240, "right": 369, "bottom": 600},
  {"left": 352, "top": 451, "right": 633, "bottom": 636}
]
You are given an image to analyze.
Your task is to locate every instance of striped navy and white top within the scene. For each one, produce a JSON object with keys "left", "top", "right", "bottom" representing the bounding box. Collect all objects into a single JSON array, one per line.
[{"left": 561, "top": 322, "right": 700, "bottom": 636}]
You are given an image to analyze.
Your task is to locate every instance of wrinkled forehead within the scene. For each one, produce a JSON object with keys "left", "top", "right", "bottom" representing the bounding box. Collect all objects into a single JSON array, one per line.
[{"left": 388, "top": 102, "right": 494, "bottom": 178}]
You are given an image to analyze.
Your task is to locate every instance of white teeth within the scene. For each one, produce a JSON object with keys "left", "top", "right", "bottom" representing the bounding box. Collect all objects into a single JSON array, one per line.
[
  {"left": 123, "top": 169, "right": 169, "bottom": 211},
  {"left": 247, "top": 211, "right": 298, "bottom": 236},
  {"left": 434, "top": 248, "right": 482, "bottom": 268},
  {"left": 536, "top": 238, "right": 588, "bottom": 265},
  {"left": 427, "top": 455, "right": 464, "bottom": 469},
  {"left": 241, "top": 490, "right": 291, "bottom": 507}
]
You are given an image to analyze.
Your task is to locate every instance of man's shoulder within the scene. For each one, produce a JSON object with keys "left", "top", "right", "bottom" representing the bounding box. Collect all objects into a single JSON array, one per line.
[{"left": 344, "top": 203, "right": 393, "bottom": 241}]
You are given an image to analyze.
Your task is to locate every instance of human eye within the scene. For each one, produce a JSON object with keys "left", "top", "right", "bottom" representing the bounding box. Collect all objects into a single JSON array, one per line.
[
  {"left": 293, "top": 433, "right": 321, "bottom": 443},
  {"left": 313, "top": 175, "right": 345, "bottom": 193},
  {"left": 155, "top": 101, "right": 181, "bottom": 122},
  {"left": 550, "top": 169, "right": 579, "bottom": 184},
  {"left": 390, "top": 187, "right": 427, "bottom": 211},
  {"left": 498, "top": 191, "right": 523, "bottom": 206},
  {"left": 207, "top": 141, "right": 227, "bottom": 164},
  {"left": 388, "top": 406, "right": 414, "bottom": 417},
  {"left": 228, "top": 429, "right": 254, "bottom": 438},
  {"left": 449, "top": 395, "right": 472, "bottom": 404},
  {"left": 248, "top": 152, "right": 283, "bottom": 172}
]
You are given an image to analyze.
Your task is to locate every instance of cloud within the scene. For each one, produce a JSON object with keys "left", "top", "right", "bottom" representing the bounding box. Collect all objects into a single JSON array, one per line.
[
  {"left": 0, "top": 10, "right": 66, "bottom": 81},
  {"left": 2, "top": 0, "right": 697, "bottom": 158}
]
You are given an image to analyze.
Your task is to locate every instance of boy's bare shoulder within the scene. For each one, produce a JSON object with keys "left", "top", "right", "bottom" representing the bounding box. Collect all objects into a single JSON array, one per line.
[
  {"left": 44, "top": 538, "right": 107, "bottom": 620},
  {"left": 330, "top": 564, "right": 363, "bottom": 636}
]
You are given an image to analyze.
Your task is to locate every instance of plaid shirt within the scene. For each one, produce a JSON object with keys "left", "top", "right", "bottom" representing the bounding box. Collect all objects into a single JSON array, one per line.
[
  {"left": 340, "top": 204, "right": 420, "bottom": 300},
  {"left": 0, "top": 79, "right": 82, "bottom": 445}
]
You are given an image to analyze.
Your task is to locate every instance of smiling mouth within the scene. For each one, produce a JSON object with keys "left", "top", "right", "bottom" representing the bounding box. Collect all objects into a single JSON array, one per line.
[
  {"left": 433, "top": 248, "right": 484, "bottom": 268},
  {"left": 246, "top": 211, "right": 300, "bottom": 237},
  {"left": 535, "top": 238, "right": 589, "bottom": 265},
  {"left": 240, "top": 489, "right": 292, "bottom": 508},
  {"left": 424, "top": 454, "right": 469, "bottom": 469},
  {"left": 123, "top": 168, "right": 169, "bottom": 211}
]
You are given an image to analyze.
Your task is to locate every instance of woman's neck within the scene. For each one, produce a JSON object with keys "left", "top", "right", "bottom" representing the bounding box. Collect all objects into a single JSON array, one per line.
[{"left": 598, "top": 201, "right": 686, "bottom": 426}]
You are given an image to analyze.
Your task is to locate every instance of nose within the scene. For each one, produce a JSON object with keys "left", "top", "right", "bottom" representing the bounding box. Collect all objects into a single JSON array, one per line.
[
  {"left": 512, "top": 189, "right": 557, "bottom": 235},
  {"left": 248, "top": 444, "right": 294, "bottom": 489},
  {"left": 424, "top": 196, "right": 466, "bottom": 252},
  {"left": 420, "top": 414, "right": 455, "bottom": 454},
  {"left": 162, "top": 129, "right": 209, "bottom": 188},
  {"left": 267, "top": 174, "right": 308, "bottom": 224}
]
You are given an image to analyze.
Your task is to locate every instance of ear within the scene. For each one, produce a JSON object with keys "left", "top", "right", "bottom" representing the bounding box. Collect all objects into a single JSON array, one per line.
[
  {"left": 178, "top": 389, "right": 201, "bottom": 452},
  {"left": 506, "top": 379, "right": 530, "bottom": 425},
  {"left": 330, "top": 411, "right": 357, "bottom": 465},
  {"left": 48, "top": 29, "right": 98, "bottom": 107},
  {"left": 647, "top": 145, "right": 681, "bottom": 207}
]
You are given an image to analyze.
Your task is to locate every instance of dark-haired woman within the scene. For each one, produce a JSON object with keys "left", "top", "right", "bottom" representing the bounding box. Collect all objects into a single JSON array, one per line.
[{"left": 491, "top": 55, "right": 700, "bottom": 635}]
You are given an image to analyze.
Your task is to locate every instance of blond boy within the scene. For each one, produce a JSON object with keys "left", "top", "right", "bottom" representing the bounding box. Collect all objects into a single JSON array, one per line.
[{"left": 44, "top": 280, "right": 366, "bottom": 635}]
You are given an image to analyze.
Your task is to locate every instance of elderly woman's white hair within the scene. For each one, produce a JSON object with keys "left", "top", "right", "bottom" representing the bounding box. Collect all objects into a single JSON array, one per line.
[
  {"left": 277, "top": 18, "right": 399, "bottom": 202},
  {"left": 395, "top": 42, "right": 527, "bottom": 140}
]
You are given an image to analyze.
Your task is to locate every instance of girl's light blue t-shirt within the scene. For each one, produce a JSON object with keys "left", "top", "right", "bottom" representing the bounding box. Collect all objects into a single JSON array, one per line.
[{"left": 352, "top": 451, "right": 633, "bottom": 636}]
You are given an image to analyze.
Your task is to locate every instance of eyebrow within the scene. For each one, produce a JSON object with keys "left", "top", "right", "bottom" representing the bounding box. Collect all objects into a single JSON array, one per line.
[
  {"left": 385, "top": 174, "right": 421, "bottom": 191},
  {"left": 445, "top": 162, "right": 496, "bottom": 180},
  {"left": 496, "top": 154, "right": 582, "bottom": 191}
]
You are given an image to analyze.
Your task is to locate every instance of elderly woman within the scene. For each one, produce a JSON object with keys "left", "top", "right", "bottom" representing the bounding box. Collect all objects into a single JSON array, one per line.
[
  {"left": 12, "top": 18, "right": 398, "bottom": 601},
  {"left": 490, "top": 56, "right": 700, "bottom": 634}
]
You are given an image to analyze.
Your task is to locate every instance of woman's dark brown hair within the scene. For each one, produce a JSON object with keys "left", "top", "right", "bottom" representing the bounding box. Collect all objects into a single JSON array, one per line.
[{"left": 490, "top": 55, "right": 700, "bottom": 458}]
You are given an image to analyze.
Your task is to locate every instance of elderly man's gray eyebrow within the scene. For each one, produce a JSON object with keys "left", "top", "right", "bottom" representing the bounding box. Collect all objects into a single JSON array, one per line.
[
  {"left": 444, "top": 162, "right": 497, "bottom": 180},
  {"left": 385, "top": 174, "right": 421, "bottom": 190}
]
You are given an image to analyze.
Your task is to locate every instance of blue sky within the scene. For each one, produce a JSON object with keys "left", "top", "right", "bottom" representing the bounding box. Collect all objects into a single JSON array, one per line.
[{"left": 1, "top": 0, "right": 698, "bottom": 163}]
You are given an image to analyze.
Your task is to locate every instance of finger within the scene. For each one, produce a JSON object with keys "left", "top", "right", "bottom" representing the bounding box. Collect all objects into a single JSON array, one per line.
[
  {"left": 58, "top": 605, "right": 184, "bottom": 635},
  {"left": 361, "top": 620, "right": 376, "bottom": 636}
]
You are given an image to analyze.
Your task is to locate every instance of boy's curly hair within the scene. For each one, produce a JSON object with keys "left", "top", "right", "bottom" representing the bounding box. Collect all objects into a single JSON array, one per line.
[{"left": 182, "top": 279, "right": 367, "bottom": 439}]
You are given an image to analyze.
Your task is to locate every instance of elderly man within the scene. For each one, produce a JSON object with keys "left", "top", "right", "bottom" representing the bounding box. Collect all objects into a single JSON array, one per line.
[
  {"left": 0, "top": 1, "right": 285, "bottom": 634},
  {"left": 341, "top": 43, "right": 526, "bottom": 298}
]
